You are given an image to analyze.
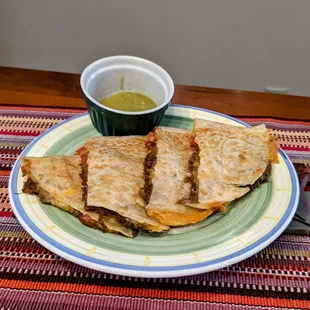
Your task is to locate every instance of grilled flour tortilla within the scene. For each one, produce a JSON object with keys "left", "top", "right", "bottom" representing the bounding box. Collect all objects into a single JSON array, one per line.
[
  {"left": 20, "top": 118, "right": 278, "bottom": 237},
  {"left": 186, "top": 118, "right": 279, "bottom": 210},
  {"left": 139, "top": 127, "right": 214, "bottom": 226},
  {"left": 21, "top": 156, "right": 135, "bottom": 237},
  {"left": 83, "top": 137, "right": 169, "bottom": 232}
]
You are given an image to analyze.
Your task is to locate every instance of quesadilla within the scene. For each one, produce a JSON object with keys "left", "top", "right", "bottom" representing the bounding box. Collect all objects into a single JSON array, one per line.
[
  {"left": 184, "top": 118, "right": 279, "bottom": 209},
  {"left": 21, "top": 156, "right": 136, "bottom": 238},
  {"left": 139, "top": 127, "right": 215, "bottom": 226},
  {"left": 81, "top": 137, "right": 169, "bottom": 233}
]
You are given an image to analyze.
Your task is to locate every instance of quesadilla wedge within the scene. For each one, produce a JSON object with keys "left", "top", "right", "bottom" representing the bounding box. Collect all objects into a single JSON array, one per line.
[
  {"left": 21, "top": 156, "right": 136, "bottom": 238},
  {"left": 185, "top": 118, "right": 279, "bottom": 209},
  {"left": 139, "top": 127, "right": 216, "bottom": 226},
  {"left": 81, "top": 137, "right": 169, "bottom": 233}
]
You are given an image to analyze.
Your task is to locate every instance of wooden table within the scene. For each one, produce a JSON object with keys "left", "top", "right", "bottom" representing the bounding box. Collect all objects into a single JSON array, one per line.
[{"left": 1, "top": 67, "right": 310, "bottom": 120}]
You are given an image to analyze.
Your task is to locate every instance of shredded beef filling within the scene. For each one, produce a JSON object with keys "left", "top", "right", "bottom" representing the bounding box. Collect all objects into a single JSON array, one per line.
[
  {"left": 99, "top": 208, "right": 132, "bottom": 228},
  {"left": 78, "top": 213, "right": 99, "bottom": 230},
  {"left": 85, "top": 203, "right": 134, "bottom": 229},
  {"left": 243, "top": 163, "right": 272, "bottom": 191},
  {"left": 187, "top": 142, "right": 200, "bottom": 203},
  {"left": 81, "top": 163, "right": 88, "bottom": 209},
  {"left": 22, "top": 177, "right": 51, "bottom": 204},
  {"left": 22, "top": 177, "right": 38, "bottom": 194},
  {"left": 139, "top": 137, "right": 158, "bottom": 205},
  {"left": 178, "top": 139, "right": 200, "bottom": 204},
  {"left": 76, "top": 147, "right": 89, "bottom": 210},
  {"left": 97, "top": 208, "right": 154, "bottom": 233},
  {"left": 98, "top": 209, "right": 138, "bottom": 236}
]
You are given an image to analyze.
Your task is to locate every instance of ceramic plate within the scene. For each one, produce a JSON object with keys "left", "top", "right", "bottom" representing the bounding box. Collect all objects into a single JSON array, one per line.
[{"left": 9, "top": 105, "right": 299, "bottom": 278}]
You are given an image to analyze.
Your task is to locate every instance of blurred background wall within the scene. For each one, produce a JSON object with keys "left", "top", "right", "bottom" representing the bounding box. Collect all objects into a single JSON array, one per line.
[{"left": 1, "top": 0, "right": 309, "bottom": 96}]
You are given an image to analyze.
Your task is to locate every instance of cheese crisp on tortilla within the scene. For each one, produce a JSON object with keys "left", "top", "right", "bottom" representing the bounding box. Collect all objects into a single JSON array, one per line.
[
  {"left": 139, "top": 127, "right": 215, "bottom": 226},
  {"left": 21, "top": 156, "right": 136, "bottom": 238},
  {"left": 186, "top": 119, "right": 279, "bottom": 210},
  {"left": 83, "top": 137, "right": 169, "bottom": 233}
]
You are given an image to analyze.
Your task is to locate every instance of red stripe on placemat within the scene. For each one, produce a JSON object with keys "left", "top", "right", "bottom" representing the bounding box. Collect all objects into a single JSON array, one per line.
[
  {"left": 0, "top": 130, "right": 40, "bottom": 137},
  {"left": 0, "top": 171, "right": 11, "bottom": 176},
  {"left": 281, "top": 146, "right": 310, "bottom": 152},
  {"left": 0, "top": 211, "right": 13, "bottom": 217},
  {"left": 240, "top": 117, "right": 310, "bottom": 126},
  {"left": 0, "top": 104, "right": 86, "bottom": 113},
  {"left": 1, "top": 279, "right": 309, "bottom": 309}
]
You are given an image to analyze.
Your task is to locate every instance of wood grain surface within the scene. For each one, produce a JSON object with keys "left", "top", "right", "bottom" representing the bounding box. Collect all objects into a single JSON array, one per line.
[{"left": 1, "top": 66, "right": 309, "bottom": 119}]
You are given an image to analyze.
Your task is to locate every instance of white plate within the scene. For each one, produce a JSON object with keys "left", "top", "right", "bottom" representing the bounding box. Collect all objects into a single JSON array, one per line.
[{"left": 9, "top": 105, "right": 299, "bottom": 278}]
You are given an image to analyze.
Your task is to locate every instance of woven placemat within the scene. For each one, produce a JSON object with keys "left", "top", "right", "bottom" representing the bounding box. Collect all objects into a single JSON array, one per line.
[{"left": 1, "top": 105, "right": 309, "bottom": 309}]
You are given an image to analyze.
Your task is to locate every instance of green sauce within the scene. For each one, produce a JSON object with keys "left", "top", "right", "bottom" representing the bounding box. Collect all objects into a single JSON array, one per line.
[{"left": 100, "top": 92, "right": 157, "bottom": 112}]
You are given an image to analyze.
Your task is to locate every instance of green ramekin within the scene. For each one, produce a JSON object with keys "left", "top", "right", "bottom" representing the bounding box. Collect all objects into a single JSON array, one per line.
[{"left": 80, "top": 56, "right": 174, "bottom": 136}]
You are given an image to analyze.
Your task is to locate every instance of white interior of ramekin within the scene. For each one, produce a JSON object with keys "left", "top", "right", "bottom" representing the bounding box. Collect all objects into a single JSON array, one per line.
[{"left": 80, "top": 56, "right": 175, "bottom": 115}]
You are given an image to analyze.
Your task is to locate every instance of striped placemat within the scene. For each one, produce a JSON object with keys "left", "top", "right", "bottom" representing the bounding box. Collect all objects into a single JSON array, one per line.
[{"left": 1, "top": 104, "right": 309, "bottom": 310}]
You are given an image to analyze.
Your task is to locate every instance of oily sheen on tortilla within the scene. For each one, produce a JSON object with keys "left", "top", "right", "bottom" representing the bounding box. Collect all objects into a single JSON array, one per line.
[
  {"left": 84, "top": 137, "right": 169, "bottom": 232},
  {"left": 185, "top": 119, "right": 279, "bottom": 210},
  {"left": 140, "top": 127, "right": 214, "bottom": 226},
  {"left": 21, "top": 156, "right": 135, "bottom": 237}
]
